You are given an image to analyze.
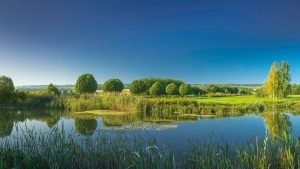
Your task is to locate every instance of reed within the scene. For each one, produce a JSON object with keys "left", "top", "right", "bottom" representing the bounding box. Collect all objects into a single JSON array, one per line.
[{"left": 0, "top": 126, "right": 300, "bottom": 169}]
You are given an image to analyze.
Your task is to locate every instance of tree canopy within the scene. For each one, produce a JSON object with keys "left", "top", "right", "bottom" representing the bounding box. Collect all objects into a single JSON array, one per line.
[
  {"left": 0, "top": 76, "right": 15, "bottom": 103},
  {"left": 165, "top": 83, "right": 179, "bottom": 95},
  {"left": 102, "top": 79, "right": 124, "bottom": 92},
  {"left": 179, "top": 84, "right": 192, "bottom": 96},
  {"left": 75, "top": 74, "right": 98, "bottom": 94},
  {"left": 263, "top": 61, "right": 291, "bottom": 100},
  {"left": 130, "top": 80, "right": 147, "bottom": 95},
  {"left": 149, "top": 81, "right": 165, "bottom": 96}
]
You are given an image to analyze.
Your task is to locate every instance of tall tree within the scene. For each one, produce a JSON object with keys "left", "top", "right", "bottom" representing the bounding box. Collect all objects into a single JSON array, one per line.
[
  {"left": 279, "top": 61, "right": 291, "bottom": 98},
  {"left": 264, "top": 61, "right": 280, "bottom": 100}
]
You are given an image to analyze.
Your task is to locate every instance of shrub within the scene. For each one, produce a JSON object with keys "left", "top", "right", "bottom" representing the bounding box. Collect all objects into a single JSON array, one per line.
[
  {"left": 0, "top": 76, "right": 15, "bottom": 103},
  {"left": 191, "top": 86, "right": 205, "bottom": 95},
  {"left": 206, "top": 84, "right": 224, "bottom": 93},
  {"left": 103, "top": 79, "right": 124, "bottom": 92},
  {"left": 149, "top": 81, "right": 165, "bottom": 96},
  {"left": 179, "top": 84, "right": 192, "bottom": 96},
  {"left": 130, "top": 80, "right": 147, "bottom": 95},
  {"left": 165, "top": 83, "right": 179, "bottom": 95},
  {"left": 48, "top": 83, "right": 60, "bottom": 96},
  {"left": 75, "top": 74, "right": 98, "bottom": 94}
]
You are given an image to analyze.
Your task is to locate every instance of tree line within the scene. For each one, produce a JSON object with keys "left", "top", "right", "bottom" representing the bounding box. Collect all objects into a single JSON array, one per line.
[{"left": 0, "top": 60, "right": 294, "bottom": 104}]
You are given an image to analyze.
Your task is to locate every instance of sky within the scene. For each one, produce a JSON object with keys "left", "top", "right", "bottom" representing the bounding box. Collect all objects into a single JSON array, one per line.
[{"left": 0, "top": 0, "right": 300, "bottom": 85}]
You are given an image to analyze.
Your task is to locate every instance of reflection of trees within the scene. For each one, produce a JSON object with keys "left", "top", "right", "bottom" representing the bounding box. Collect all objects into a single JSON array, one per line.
[
  {"left": 101, "top": 113, "right": 197, "bottom": 127},
  {"left": 0, "top": 112, "right": 14, "bottom": 138},
  {"left": 264, "top": 112, "right": 291, "bottom": 140},
  {"left": 75, "top": 118, "right": 97, "bottom": 136},
  {"left": 46, "top": 117, "right": 60, "bottom": 128}
]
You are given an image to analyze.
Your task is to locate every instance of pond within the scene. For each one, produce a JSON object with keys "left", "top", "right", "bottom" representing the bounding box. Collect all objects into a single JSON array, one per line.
[{"left": 0, "top": 109, "right": 299, "bottom": 151}]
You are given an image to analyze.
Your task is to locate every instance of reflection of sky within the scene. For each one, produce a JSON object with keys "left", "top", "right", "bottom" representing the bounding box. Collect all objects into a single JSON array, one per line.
[
  {"left": 1, "top": 1, "right": 300, "bottom": 85},
  {"left": 1, "top": 115, "right": 267, "bottom": 151}
]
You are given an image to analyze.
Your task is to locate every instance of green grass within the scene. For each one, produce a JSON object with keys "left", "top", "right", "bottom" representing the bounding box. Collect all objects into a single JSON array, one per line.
[{"left": 197, "top": 95, "right": 300, "bottom": 104}]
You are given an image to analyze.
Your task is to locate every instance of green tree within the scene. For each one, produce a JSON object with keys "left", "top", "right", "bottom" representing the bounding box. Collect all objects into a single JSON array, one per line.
[
  {"left": 130, "top": 80, "right": 147, "bottom": 95},
  {"left": 291, "top": 84, "right": 300, "bottom": 95},
  {"left": 149, "top": 81, "right": 164, "bottom": 96},
  {"left": 263, "top": 61, "right": 291, "bottom": 100},
  {"left": 75, "top": 74, "right": 98, "bottom": 94},
  {"left": 179, "top": 84, "right": 192, "bottom": 96},
  {"left": 264, "top": 62, "right": 280, "bottom": 100},
  {"left": 165, "top": 83, "right": 179, "bottom": 95},
  {"left": 47, "top": 83, "right": 60, "bottom": 96},
  {"left": 206, "top": 84, "right": 224, "bottom": 93},
  {"left": 102, "top": 79, "right": 124, "bottom": 92},
  {"left": 279, "top": 61, "right": 291, "bottom": 98},
  {"left": 0, "top": 76, "right": 15, "bottom": 103}
]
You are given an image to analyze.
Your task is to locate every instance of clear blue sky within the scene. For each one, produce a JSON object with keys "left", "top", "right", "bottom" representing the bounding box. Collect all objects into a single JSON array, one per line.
[{"left": 0, "top": 0, "right": 300, "bottom": 85}]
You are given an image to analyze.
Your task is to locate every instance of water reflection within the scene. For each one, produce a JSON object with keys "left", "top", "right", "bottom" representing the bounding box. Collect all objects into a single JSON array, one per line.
[
  {"left": 75, "top": 117, "right": 97, "bottom": 136},
  {"left": 264, "top": 112, "right": 291, "bottom": 140},
  {"left": 0, "top": 109, "right": 297, "bottom": 144}
]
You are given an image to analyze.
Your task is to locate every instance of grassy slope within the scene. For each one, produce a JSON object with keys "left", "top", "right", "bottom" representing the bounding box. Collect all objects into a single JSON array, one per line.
[{"left": 197, "top": 95, "right": 300, "bottom": 104}]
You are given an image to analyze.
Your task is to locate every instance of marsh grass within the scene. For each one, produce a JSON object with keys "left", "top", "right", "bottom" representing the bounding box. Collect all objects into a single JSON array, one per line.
[{"left": 0, "top": 126, "right": 300, "bottom": 169}]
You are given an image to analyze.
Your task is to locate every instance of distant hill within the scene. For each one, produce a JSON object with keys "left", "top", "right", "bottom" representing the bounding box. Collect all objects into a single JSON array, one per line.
[{"left": 16, "top": 85, "right": 74, "bottom": 91}]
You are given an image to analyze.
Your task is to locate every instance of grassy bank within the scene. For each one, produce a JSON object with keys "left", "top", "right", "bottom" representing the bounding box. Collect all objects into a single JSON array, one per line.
[
  {"left": 0, "top": 127, "right": 299, "bottom": 169},
  {"left": 5, "top": 93, "right": 300, "bottom": 115}
]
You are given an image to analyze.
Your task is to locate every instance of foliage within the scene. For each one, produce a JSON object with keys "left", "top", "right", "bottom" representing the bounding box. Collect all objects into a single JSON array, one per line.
[
  {"left": 48, "top": 83, "right": 60, "bottom": 96},
  {"left": 279, "top": 61, "right": 291, "bottom": 98},
  {"left": 103, "top": 79, "right": 124, "bottom": 92},
  {"left": 149, "top": 81, "right": 165, "bottom": 96},
  {"left": 165, "top": 83, "right": 179, "bottom": 95},
  {"left": 291, "top": 84, "right": 300, "bottom": 95},
  {"left": 75, "top": 74, "right": 98, "bottom": 94},
  {"left": 130, "top": 80, "right": 147, "bottom": 95},
  {"left": 263, "top": 61, "right": 291, "bottom": 100},
  {"left": 179, "top": 84, "right": 192, "bottom": 96},
  {"left": 255, "top": 88, "right": 268, "bottom": 97},
  {"left": 191, "top": 86, "right": 206, "bottom": 95},
  {"left": 0, "top": 76, "right": 15, "bottom": 103},
  {"left": 138, "top": 78, "right": 184, "bottom": 95},
  {"left": 205, "top": 84, "right": 225, "bottom": 94}
]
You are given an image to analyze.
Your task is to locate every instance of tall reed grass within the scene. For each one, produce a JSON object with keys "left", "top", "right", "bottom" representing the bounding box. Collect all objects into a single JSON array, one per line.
[{"left": 0, "top": 126, "right": 299, "bottom": 169}]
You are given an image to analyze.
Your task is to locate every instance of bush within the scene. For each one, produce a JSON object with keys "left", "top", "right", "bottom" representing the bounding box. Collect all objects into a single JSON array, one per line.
[
  {"left": 149, "top": 81, "right": 165, "bottom": 96},
  {"left": 138, "top": 78, "right": 184, "bottom": 95},
  {"left": 179, "top": 84, "right": 192, "bottom": 96},
  {"left": 130, "top": 80, "right": 147, "bottom": 95},
  {"left": 48, "top": 83, "right": 60, "bottom": 96},
  {"left": 103, "top": 79, "right": 124, "bottom": 92},
  {"left": 0, "top": 76, "right": 15, "bottom": 103},
  {"left": 75, "top": 74, "right": 98, "bottom": 94},
  {"left": 191, "top": 86, "right": 205, "bottom": 95},
  {"left": 165, "top": 83, "right": 179, "bottom": 95},
  {"left": 205, "top": 84, "right": 225, "bottom": 93}
]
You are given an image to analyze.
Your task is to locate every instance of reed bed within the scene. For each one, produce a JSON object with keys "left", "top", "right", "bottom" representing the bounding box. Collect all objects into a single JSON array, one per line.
[{"left": 0, "top": 127, "right": 299, "bottom": 169}]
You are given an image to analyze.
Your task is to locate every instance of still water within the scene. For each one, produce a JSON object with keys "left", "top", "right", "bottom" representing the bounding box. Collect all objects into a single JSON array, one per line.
[{"left": 0, "top": 109, "right": 299, "bottom": 150}]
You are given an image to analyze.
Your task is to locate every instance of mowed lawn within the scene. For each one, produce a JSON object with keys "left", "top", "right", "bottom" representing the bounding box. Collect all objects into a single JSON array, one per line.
[{"left": 197, "top": 95, "right": 300, "bottom": 104}]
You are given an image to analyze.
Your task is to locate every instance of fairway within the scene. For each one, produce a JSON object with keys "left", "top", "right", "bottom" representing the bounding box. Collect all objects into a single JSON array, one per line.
[{"left": 197, "top": 95, "right": 300, "bottom": 104}]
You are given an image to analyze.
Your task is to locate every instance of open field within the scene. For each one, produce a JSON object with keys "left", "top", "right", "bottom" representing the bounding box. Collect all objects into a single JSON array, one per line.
[{"left": 197, "top": 95, "right": 300, "bottom": 104}]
